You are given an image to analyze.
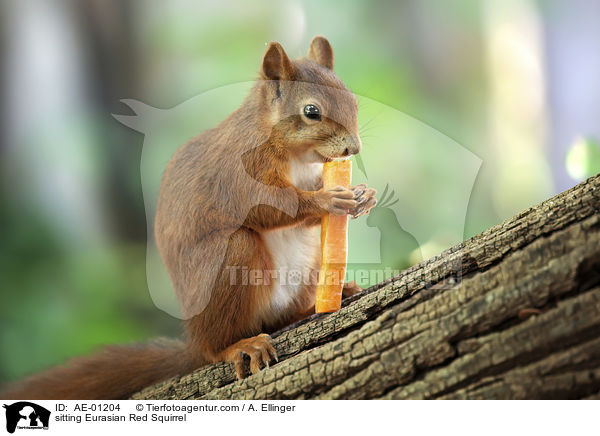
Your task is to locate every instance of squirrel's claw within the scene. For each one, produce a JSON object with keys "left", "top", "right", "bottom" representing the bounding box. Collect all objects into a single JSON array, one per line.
[
  {"left": 220, "top": 333, "right": 278, "bottom": 379},
  {"left": 350, "top": 185, "right": 377, "bottom": 218},
  {"left": 318, "top": 186, "right": 357, "bottom": 216}
]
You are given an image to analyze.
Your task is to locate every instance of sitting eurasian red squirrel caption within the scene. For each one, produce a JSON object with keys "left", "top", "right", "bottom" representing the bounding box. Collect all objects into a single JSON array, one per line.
[{"left": 2, "top": 36, "right": 377, "bottom": 399}]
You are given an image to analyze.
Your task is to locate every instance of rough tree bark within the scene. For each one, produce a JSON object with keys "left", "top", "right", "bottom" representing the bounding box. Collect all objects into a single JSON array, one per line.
[{"left": 133, "top": 174, "right": 600, "bottom": 400}]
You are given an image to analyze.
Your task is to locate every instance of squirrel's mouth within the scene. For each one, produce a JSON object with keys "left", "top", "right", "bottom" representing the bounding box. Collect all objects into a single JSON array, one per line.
[{"left": 315, "top": 150, "right": 346, "bottom": 163}]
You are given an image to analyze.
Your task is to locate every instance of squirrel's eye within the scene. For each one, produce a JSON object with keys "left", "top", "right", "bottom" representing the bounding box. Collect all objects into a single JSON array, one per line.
[{"left": 303, "top": 104, "right": 321, "bottom": 121}]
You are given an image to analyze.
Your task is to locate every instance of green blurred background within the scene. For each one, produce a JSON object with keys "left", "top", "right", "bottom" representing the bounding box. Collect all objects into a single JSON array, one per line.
[{"left": 1, "top": 0, "right": 600, "bottom": 384}]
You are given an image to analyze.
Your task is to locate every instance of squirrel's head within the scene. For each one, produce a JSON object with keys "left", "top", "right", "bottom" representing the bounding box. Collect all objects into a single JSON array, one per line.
[{"left": 257, "top": 36, "right": 361, "bottom": 162}]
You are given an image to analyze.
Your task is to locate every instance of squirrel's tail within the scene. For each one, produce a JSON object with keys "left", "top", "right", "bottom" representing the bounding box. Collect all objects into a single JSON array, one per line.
[{"left": 0, "top": 338, "right": 202, "bottom": 400}]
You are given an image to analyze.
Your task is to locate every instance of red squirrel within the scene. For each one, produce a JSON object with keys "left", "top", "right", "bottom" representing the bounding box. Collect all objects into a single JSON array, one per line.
[{"left": 1, "top": 36, "right": 377, "bottom": 399}]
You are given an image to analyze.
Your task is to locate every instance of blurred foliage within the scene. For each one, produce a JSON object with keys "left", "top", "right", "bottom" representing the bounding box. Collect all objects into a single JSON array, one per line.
[
  {"left": 0, "top": 192, "right": 179, "bottom": 381},
  {"left": 566, "top": 137, "right": 600, "bottom": 180}
]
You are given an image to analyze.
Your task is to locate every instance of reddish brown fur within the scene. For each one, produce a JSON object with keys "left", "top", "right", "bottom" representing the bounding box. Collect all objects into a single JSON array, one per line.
[
  {"left": 1, "top": 340, "right": 194, "bottom": 400},
  {"left": 1, "top": 36, "right": 376, "bottom": 399},
  {"left": 157, "top": 37, "right": 364, "bottom": 371}
]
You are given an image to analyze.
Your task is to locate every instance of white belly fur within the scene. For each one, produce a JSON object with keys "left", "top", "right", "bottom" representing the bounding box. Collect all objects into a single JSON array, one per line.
[
  {"left": 263, "top": 155, "right": 323, "bottom": 314},
  {"left": 263, "top": 225, "right": 320, "bottom": 313}
]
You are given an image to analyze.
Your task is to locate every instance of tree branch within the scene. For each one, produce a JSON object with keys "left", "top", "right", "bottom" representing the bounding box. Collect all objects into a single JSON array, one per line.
[{"left": 132, "top": 174, "right": 600, "bottom": 400}]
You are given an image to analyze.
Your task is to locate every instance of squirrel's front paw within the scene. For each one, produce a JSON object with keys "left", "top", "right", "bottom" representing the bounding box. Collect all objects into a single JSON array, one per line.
[
  {"left": 349, "top": 184, "right": 377, "bottom": 218},
  {"left": 316, "top": 186, "right": 357, "bottom": 216},
  {"left": 220, "top": 333, "right": 278, "bottom": 379}
]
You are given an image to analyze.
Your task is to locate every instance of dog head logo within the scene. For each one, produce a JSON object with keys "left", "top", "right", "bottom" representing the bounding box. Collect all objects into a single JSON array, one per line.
[{"left": 3, "top": 402, "right": 50, "bottom": 433}]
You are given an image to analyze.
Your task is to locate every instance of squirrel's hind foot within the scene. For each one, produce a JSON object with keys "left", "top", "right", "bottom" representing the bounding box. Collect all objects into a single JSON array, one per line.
[{"left": 219, "top": 333, "right": 278, "bottom": 379}]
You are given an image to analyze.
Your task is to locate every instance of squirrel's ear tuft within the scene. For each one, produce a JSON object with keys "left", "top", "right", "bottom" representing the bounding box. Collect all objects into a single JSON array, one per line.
[
  {"left": 308, "top": 36, "right": 334, "bottom": 70},
  {"left": 261, "top": 42, "right": 295, "bottom": 81}
]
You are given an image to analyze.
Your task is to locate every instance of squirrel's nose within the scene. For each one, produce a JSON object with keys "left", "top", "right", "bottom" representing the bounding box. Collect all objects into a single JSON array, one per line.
[{"left": 342, "top": 136, "right": 362, "bottom": 156}]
